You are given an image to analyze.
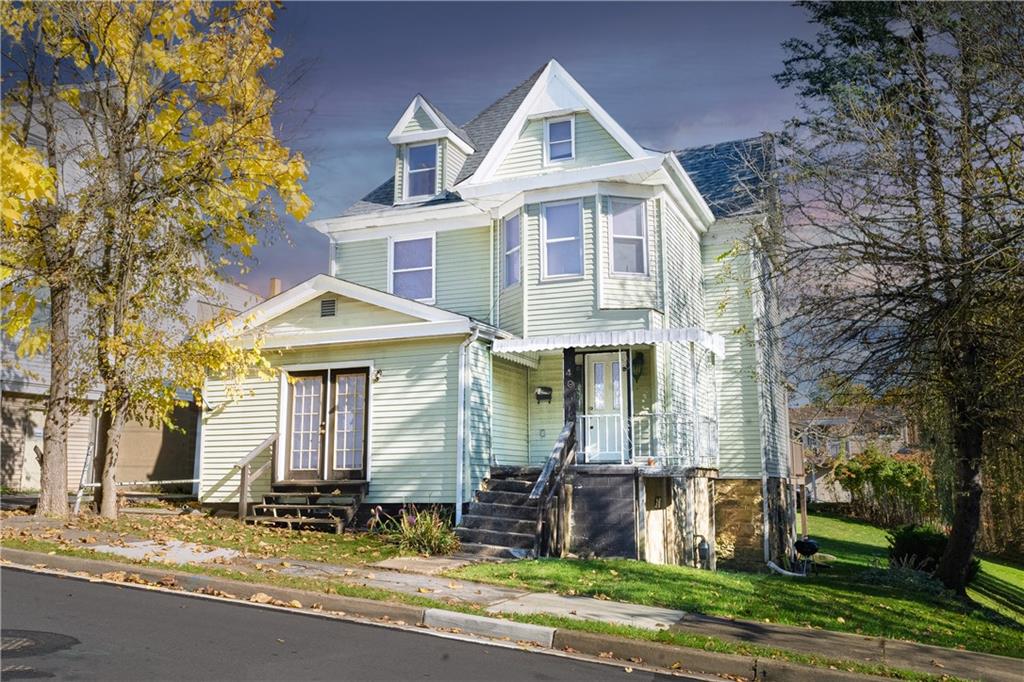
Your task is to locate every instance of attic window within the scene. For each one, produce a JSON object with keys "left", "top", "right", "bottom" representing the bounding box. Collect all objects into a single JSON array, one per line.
[
  {"left": 405, "top": 143, "right": 437, "bottom": 198},
  {"left": 545, "top": 116, "right": 575, "bottom": 163},
  {"left": 320, "top": 298, "right": 337, "bottom": 317}
]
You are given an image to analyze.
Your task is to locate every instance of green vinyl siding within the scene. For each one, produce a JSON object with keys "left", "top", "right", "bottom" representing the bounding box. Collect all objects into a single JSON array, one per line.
[
  {"left": 403, "top": 107, "right": 436, "bottom": 134},
  {"left": 436, "top": 227, "right": 491, "bottom": 320},
  {"left": 600, "top": 196, "right": 660, "bottom": 310},
  {"left": 264, "top": 294, "right": 419, "bottom": 337},
  {"left": 199, "top": 375, "right": 278, "bottom": 504},
  {"left": 498, "top": 284, "right": 523, "bottom": 336},
  {"left": 494, "top": 113, "right": 631, "bottom": 179},
  {"left": 443, "top": 139, "right": 467, "bottom": 191},
  {"left": 335, "top": 239, "right": 388, "bottom": 291},
  {"left": 491, "top": 358, "right": 529, "bottom": 466},
  {"left": 702, "top": 224, "right": 762, "bottom": 479},
  {"left": 199, "top": 337, "right": 464, "bottom": 504},
  {"left": 751, "top": 251, "right": 790, "bottom": 479},
  {"left": 467, "top": 341, "right": 491, "bottom": 496},
  {"left": 527, "top": 352, "right": 565, "bottom": 463}
]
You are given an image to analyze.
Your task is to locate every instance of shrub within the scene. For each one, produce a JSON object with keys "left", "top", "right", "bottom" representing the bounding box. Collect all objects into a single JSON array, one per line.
[
  {"left": 833, "top": 446, "right": 937, "bottom": 527},
  {"left": 369, "top": 504, "right": 460, "bottom": 556},
  {"left": 887, "top": 524, "right": 980, "bottom": 584}
]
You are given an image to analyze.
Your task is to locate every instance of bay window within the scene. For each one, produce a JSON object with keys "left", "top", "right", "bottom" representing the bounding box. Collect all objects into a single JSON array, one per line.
[
  {"left": 503, "top": 213, "right": 521, "bottom": 288},
  {"left": 609, "top": 199, "right": 648, "bottom": 275},
  {"left": 542, "top": 200, "right": 583, "bottom": 278}
]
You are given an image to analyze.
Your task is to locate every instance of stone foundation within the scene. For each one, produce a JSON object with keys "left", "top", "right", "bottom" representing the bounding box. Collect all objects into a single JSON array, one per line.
[{"left": 714, "top": 478, "right": 764, "bottom": 568}]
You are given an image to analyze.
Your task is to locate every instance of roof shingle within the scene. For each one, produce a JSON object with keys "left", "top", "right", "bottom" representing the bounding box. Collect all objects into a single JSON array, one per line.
[{"left": 675, "top": 135, "right": 776, "bottom": 219}]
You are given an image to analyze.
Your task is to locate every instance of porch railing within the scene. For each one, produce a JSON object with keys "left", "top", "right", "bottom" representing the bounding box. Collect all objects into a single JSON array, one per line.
[
  {"left": 233, "top": 432, "right": 278, "bottom": 521},
  {"left": 576, "top": 412, "right": 718, "bottom": 469}
]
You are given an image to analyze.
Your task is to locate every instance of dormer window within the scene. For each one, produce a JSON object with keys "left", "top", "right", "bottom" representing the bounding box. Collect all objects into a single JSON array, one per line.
[
  {"left": 405, "top": 143, "right": 437, "bottom": 198},
  {"left": 545, "top": 116, "right": 575, "bottom": 164}
]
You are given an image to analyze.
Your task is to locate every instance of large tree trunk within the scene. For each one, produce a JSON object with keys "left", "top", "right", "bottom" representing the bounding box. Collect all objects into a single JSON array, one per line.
[
  {"left": 98, "top": 403, "right": 127, "bottom": 519},
  {"left": 36, "top": 282, "right": 72, "bottom": 518},
  {"left": 936, "top": 396, "right": 984, "bottom": 593}
]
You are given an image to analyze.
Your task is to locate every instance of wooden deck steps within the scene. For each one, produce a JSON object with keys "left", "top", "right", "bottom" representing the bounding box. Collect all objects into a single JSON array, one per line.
[
  {"left": 456, "top": 468, "right": 541, "bottom": 559},
  {"left": 245, "top": 483, "right": 367, "bottom": 534}
]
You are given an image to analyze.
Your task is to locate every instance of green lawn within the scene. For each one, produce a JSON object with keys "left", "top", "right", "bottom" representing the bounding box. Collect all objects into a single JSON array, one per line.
[{"left": 450, "top": 513, "right": 1024, "bottom": 658}]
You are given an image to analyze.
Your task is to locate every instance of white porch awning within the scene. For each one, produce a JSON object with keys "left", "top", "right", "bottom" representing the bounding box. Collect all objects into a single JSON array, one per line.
[{"left": 492, "top": 327, "right": 725, "bottom": 357}]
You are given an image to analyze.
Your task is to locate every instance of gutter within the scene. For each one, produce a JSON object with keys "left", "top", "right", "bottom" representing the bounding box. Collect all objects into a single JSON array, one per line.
[{"left": 455, "top": 327, "right": 481, "bottom": 524}]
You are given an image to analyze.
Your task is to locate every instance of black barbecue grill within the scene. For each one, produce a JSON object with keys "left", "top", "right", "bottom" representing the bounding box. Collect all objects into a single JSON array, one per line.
[{"left": 795, "top": 538, "right": 819, "bottom": 574}]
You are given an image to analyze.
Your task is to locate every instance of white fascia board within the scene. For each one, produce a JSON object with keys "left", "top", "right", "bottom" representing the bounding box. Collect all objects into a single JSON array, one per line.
[
  {"left": 387, "top": 96, "right": 475, "bottom": 155},
  {"left": 466, "top": 59, "right": 656, "bottom": 185},
  {"left": 665, "top": 153, "right": 715, "bottom": 228},
  {"left": 253, "top": 320, "right": 472, "bottom": 350},
  {"left": 459, "top": 156, "right": 664, "bottom": 201},
  {"left": 215, "top": 273, "right": 469, "bottom": 339},
  {"left": 309, "top": 202, "right": 486, "bottom": 235},
  {"left": 332, "top": 213, "right": 490, "bottom": 244}
]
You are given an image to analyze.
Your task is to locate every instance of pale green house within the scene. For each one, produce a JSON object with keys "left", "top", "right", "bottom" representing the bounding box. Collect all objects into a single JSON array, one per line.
[{"left": 198, "top": 60, "right": 793, "bottom": 567}]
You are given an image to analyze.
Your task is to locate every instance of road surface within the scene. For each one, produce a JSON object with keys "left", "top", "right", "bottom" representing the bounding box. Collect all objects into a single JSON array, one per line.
[{"left": 2, "top": 568, "right": 688, "bottom": 681}]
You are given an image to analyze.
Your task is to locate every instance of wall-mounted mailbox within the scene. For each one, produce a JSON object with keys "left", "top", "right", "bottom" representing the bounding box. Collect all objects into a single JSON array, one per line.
[{"left": 535, "top": 386, "right": 553, "bottom": 403}]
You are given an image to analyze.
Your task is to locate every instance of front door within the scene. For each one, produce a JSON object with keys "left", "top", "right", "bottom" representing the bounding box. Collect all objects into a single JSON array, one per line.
[
  {"left": 582, "top": 352, "right": 626, "bottom": 463},
  {"left": 286, "top": 372, "right": 327, "bottom": 481},
  {"left": 285, "top": 369, "right": 370, "bottom": 482},
  {"left": 326, "top": 369, "right": 369, "bottom": 480}
]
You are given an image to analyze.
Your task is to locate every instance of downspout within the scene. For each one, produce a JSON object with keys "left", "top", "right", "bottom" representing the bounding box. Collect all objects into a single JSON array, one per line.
[{"left": 456, "top": 328, "right": 481, "bottom": 524}]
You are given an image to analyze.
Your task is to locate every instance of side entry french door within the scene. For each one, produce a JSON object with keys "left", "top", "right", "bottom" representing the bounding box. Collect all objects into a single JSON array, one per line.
[{"left": 285, "top": 369, "right": 369, "bottom": 481}]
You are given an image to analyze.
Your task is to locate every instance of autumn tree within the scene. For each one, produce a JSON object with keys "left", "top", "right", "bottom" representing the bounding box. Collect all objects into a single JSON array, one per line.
[
  {"left": 776, "top": 2, "right": 1024, "bottom": 591},
  {"left": 1, "top": 1, "right": 310, "bottom": 518}
]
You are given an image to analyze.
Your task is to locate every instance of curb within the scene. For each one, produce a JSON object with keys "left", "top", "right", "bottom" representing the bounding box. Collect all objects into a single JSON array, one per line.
[
  {"left": 424, "top": 608, "right": 554, "bottom": 647},
  {"left": 1, "top": 548, "right": 886, "bottom": 680}
]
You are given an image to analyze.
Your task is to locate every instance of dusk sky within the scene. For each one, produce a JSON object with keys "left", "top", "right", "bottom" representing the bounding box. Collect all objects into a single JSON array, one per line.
[{"left": 248, "top": 1, "right": 817, "bottom": 296}]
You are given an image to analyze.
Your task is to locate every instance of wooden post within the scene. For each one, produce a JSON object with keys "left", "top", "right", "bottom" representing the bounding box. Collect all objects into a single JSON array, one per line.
[
  {"left": 238, "top": 464, "right": 250, "bottom": 521},
  {"left": 800, "top": 483, "right": 809, "bottom": 538},
  {"left": 563, "top": 347, "right": 578, "bottom": 425}
]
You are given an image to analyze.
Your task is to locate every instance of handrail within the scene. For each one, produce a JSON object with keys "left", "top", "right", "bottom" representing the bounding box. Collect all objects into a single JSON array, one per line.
[
  {"left": 233, "top": 432, "right": 278, "bottom": 470},
  {"left": 530, "top": 420, "right": 576, "bottom": 557},
  {"left": 234, "top": 432, "right": 278, "bottom": 521},
  {"left": 529, "top": 421, "right": 575, "bottom": 501}
]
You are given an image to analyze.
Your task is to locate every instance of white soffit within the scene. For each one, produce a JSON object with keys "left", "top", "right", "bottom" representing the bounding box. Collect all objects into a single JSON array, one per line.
[{"left": 493, "top": 328, "right": 725, "bottom": 358}]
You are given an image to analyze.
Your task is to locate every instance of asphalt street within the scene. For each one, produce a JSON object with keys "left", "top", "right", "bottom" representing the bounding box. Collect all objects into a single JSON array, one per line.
[{"left": 1, "top": 568, "right": 690, "bottom": 681}]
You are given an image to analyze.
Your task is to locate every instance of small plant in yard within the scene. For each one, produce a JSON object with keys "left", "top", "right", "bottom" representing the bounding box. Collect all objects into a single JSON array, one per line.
[
  {"left": 888, "top": 524, "right": 980, "bottom": 585},
  {"left": 369, "top": 504, "right": 460, "bottom": 556}
]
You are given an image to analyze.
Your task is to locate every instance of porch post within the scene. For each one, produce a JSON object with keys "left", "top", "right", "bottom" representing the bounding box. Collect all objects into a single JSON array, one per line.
[{"left": 563, "top": 347, "right": 579, "bottom": 425}]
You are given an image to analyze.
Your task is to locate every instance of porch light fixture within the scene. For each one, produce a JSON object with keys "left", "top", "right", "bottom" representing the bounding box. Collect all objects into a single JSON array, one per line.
[
  {"left": 631, "top": 351, "right": 645, "bottom": 383},
  {"left": 373, "top": 369, "right": 383, "bottom": 383},
  {"left": 535, "top": 386, "right": 553, "bottom": 404}
]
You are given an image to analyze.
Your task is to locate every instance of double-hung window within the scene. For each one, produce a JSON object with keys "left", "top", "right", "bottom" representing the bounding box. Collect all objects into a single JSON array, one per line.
[
  {"left": 405, "top": 143, "right": 437, "bottom": 198},
  {"left": 503, "top": 213, "right": 521, "bottom": 288},
  {"left": 542, "top": 201, "right": 583, "bottom": 278},
  {"left": 391, "top": 235, "right": 434, "bottom": 302},
  {"left": 545, "top": 116, "right": 574, "bottom": 163},
  {"left": 609, "top": 199, "right": 648, "bottom": 275}
]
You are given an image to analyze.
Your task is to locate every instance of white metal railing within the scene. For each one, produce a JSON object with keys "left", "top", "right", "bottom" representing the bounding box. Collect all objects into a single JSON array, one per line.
[{"left": 576, "top": 412, "right": 719, "bottom": 469}]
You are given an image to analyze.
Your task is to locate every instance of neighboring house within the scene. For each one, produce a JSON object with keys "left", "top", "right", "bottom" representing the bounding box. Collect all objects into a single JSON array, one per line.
[
  {"left": 789, "top": 405, "right": 917, "bottom": 504},
  {"left": 0, "top": 281, "right": 262, "bottom": 493},
  {"left": 198, "top": 60, "right": 792, "bottom": 567}
]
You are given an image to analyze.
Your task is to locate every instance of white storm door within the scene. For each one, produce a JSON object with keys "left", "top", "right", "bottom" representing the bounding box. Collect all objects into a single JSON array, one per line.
[{"left": 582, "top": 352, "right": 626, "bottom": 463}]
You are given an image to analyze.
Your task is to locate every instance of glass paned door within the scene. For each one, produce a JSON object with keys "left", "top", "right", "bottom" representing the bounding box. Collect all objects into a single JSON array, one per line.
[
  {"left": 328, "top": 370, "right": 369, "bottom": 480},
  {"left": 286, "top": 372, "right": 326, "bottom": 480},
  {"left": 582, "top": 352, "right": 625, "bottom": 463}
]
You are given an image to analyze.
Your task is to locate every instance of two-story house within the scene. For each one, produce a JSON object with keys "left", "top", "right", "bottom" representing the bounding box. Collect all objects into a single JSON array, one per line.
[{"left": 197, "top": 60, "right": 793, "bottom": 568}]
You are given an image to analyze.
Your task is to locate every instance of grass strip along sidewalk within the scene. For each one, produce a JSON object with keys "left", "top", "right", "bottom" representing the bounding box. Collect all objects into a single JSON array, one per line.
[{"left": 449, "top": 514, "right": 1024, "bottom": 659}]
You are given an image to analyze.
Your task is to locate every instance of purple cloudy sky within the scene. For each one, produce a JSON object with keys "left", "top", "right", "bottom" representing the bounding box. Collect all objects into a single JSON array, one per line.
[{"left": 246, "top": 1, "right": 815, "bottom": 296}]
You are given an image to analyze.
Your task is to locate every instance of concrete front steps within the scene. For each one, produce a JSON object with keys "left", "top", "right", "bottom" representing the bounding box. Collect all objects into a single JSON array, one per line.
[{"left": 456, "top": 467, "right": 541, "bottom": 559}]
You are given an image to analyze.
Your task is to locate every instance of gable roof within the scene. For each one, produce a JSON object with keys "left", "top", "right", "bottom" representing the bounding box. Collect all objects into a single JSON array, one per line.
[
  {"left": 335, "top": 65, "right": 546, "bottom": 219},
  {"left": 675, "top": 135, "right": 776, "bottom": 219}
]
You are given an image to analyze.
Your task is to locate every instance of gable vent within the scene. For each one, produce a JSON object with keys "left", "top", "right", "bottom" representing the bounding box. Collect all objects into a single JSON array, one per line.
[{"left": 320, "top": 298, "right": 336, "bottom": 318}]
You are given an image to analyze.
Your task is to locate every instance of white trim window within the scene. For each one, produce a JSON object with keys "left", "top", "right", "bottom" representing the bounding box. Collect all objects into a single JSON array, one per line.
[
  {"left": 391, "top": 235, "right": 435, "bottom": 302},
  {"left": 544, "top": 116, "right": 575, "bottom": 164},
  {"left": 609, "top": 198, "right": 648, "bottom": 276},
  {"left": 502, "top": 212, "right": 521, "bottom": 289},
  {"left": 542, "top": 200, "right": 583, "bottom": 279},
  {"left": 405, "top": 143, "right": 437, "bottom": 198}
]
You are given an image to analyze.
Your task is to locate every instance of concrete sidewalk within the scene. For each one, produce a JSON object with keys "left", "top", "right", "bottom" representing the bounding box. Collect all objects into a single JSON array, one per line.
[{"left": 3, "top": 514, "right": 1020, "bottom": 681}]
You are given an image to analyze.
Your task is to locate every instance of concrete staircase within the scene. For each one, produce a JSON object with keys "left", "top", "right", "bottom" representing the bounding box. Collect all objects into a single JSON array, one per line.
[{"left": 455, "top": 466, "right": 541, "bottom": 558}]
